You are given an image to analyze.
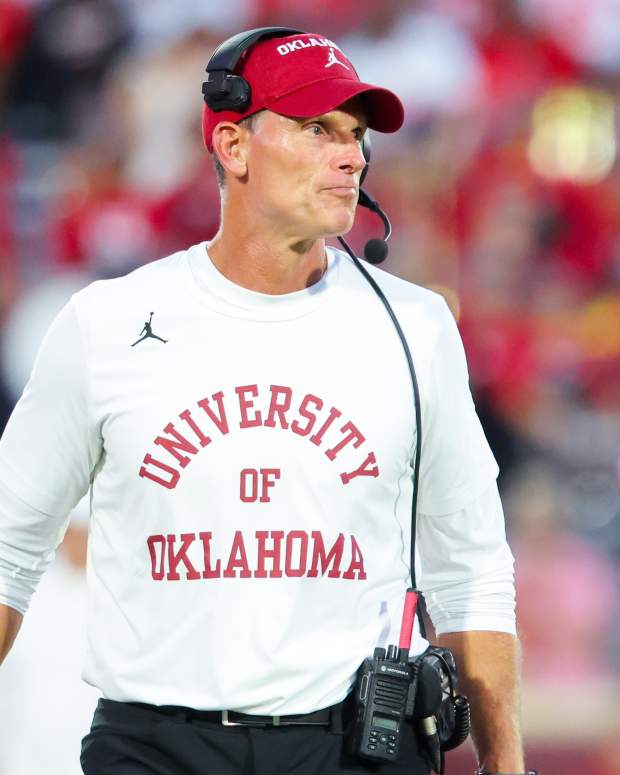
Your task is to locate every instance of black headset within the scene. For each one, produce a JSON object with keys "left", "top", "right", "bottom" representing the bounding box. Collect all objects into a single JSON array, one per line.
[{"left": 201, "top": 27, "right": 424, "bottom": 623}]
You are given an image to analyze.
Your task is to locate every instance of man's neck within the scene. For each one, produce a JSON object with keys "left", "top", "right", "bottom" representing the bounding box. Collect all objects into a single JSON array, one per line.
[{"left": 207, "top": 215, "right": 328, "bottom": 295}]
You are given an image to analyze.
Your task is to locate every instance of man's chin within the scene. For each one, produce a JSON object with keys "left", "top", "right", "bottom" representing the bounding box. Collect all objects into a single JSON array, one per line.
[
  {"left": 320, "top": 214, "right": 357, "bottom": 239},
  {"left": 297, "top": 208, "right": 356, "bottom": 241}
]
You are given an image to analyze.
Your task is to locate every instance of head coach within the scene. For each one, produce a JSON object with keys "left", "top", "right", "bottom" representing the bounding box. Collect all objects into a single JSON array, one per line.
[{"left": 0, "top": 27, "right": 535, "bottom": 775}]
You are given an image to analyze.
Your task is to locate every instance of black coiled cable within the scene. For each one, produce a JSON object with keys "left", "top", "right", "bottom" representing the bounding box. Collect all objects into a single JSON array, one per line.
[{"left": 441, "top": 695, "right": 471, "bottom": 752}]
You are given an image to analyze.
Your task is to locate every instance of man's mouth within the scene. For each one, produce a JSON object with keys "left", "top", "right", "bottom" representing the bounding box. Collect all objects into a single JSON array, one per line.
[{"left": 324, "top": 186, "right": 357, "bottom": 197}]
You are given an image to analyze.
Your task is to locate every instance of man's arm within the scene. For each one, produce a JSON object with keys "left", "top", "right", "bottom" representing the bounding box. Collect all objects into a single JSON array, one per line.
[
  {"left": 0, "top": 603, "right": 23, "bottom": 665},
  {"left": 437, "top": 630, "right": 524, "bottom": 774},
  {"left": 0, "top": 298, "right": 98, "bottom": 663},
  {"left": 415, "top": 299, "right": 524, "bottom": 772},
  {"left": 418, "top": 485, "right": 523, "bottom": 773}
]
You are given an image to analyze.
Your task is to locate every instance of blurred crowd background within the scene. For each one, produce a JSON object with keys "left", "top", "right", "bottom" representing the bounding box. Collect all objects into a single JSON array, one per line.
[{"left": 0, "top": 0, "right": 618, "bottom": 773}]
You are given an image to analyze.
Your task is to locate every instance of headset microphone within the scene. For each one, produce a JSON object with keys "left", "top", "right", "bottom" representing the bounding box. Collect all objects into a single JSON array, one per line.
[
  {"left": 357, "top": 188, "right": 391, "bottom": 264},
  {"left": 340, "top": 187, "right": 392, "bottom": 265},
  {"left": 364, "top": 238, "right": 389, "bottom": 264},
  {"left": 347, "top": 135, "right": 391, "bottom": 264}
]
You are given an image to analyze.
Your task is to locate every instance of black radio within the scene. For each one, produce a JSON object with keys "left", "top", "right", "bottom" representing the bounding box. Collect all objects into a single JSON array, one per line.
[
  {"left": 347, "top": 590, "right": 471, "bottom": 771},
  {"left": 347, "top": 643, "right": 416, "bottom": 761},
  {"left": 348, "top": 590, "right": 419, "bottom": 762}
]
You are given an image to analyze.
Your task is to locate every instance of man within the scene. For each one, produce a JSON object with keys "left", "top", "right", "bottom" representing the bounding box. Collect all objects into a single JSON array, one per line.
[{"left": 0, "top": 29, "right": 529, "bottom": 775}]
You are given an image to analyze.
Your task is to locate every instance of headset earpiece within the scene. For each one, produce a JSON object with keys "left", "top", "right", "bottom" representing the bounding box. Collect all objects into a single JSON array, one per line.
[
  {"left": 202, "top": 70, "right": 251, "bottom": 113},
  {"left": 203, "top": 26, "right": 304, "bottom": 114}
]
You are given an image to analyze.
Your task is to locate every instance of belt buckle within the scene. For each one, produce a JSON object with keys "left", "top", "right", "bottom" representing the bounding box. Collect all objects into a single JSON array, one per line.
[
  {"left": 221, "top": 710, "right": 242, "bottom": 727},
  {"left": 221, "top": 711, "right": 281, "bottom": 727}
]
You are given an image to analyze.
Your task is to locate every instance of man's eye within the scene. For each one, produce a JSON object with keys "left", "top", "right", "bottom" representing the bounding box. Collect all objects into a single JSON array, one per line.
[{"left": 307, "top": 124, "right": 324, "bottom": 136}]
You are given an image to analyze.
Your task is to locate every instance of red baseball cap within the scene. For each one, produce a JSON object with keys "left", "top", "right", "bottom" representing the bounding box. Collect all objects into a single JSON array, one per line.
[{"left": 202, "top": 32, "right": 404, "bottom": 152}]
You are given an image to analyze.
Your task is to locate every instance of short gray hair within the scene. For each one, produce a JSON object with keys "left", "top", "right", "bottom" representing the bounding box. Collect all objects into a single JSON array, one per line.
[{"left": 212, "top": 112, "right": 262, "bottom": 189}]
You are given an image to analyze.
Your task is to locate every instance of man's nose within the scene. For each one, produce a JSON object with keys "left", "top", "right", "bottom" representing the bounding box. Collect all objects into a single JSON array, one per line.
[{"left": 334, "top": 142, "right": 366, "bottom": 176}]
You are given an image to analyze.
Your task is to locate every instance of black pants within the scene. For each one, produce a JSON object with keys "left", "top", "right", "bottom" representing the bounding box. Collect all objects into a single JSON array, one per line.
[{"left": 81, "top": 698, "right": 431, "bottom": 775}]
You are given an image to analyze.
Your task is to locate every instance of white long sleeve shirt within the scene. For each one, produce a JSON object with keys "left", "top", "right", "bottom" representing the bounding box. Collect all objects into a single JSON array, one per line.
[{"left": 0, "top": 243, "right": 515, "bottom": 714}]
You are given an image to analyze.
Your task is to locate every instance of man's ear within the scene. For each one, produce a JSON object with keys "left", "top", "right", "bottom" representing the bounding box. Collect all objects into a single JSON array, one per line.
[{"left": 211, "top": 122, "right": 249, "bottom": 181}]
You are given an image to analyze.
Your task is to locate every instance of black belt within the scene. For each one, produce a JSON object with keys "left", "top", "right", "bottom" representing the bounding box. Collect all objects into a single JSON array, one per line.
[{"left": 128, "top": 701, "right": 341, "bottom": 728}]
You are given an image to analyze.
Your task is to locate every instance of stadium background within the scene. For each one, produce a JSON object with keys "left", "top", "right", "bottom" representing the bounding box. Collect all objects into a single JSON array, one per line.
[{"left": 0, "top": 0, "right": 618, "bottom": 773}]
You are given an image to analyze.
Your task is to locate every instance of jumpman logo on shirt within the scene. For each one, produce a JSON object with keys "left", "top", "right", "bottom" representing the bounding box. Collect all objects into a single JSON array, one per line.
[
  {"left": 131, "top": 312, "right": 168, "bottom": 347},
  {"left": 325, "top": 47, "right": 349, "bottom": 70}
]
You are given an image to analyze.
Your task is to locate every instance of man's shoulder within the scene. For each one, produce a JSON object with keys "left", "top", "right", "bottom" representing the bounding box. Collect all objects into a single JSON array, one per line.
[
  {"left": 366, "top": 261, "right": 444, "bottom": 307},
  {"left": 334, "top": 248, "right": 450, "bottom": 321}
]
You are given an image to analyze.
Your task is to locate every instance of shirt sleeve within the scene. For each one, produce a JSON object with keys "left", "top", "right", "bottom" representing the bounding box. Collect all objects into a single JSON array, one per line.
[
  {"left": 0, "top": 296, "right": 101, "bottom": 613},
  {"left": 417, "top": 298, "right": 499, "bottom": 515},
  {"left": 417, "top": 482, "right": 516, "bottom": 635}
]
